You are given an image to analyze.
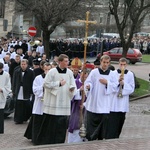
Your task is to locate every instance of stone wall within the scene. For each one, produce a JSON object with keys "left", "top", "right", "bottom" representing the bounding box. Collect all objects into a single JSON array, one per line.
[{"left": 0, "top": 0, "right": 14, "bottom": 37}]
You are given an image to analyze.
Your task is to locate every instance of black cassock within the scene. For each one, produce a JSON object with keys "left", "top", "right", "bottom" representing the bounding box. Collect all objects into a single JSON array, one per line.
[{"left": 12, "top": 67, "right": 34, "bottom": 123}]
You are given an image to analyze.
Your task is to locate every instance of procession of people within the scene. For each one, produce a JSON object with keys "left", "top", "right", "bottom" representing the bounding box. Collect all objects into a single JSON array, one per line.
[{"left": 0, "top": 36, "right": 136, "bottom": 146}]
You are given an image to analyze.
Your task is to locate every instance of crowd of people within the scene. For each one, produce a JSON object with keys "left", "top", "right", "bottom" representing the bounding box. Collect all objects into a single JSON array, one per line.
[
  {"left": 0, "top": 36, "right": 136, "bottom": 146},
  {"left": 0, "top": 35, "right": 150, "bottom": 61},
  {"left": 49, "top": 36, "right": 150, "bottom": 58}
]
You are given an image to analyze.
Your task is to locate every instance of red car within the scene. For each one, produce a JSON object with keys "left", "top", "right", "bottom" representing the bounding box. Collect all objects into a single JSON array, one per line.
[{"left": 98, "top": 47, "right": 142, "bottom": 64}]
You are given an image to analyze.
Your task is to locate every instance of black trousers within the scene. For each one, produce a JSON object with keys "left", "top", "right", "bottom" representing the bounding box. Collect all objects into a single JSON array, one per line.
[
  {"left": 105, "top": 111, "right": 126, "bottom": 139},
  {"left": 0, "top": 109, "right": 4, "bottom": 134},
  {"left": 85, "top": 111, "right": 109, "bottom": 141}
]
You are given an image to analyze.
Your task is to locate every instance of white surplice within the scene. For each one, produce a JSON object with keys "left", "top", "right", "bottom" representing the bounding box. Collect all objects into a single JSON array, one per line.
[
  {"left": 84, "top": 68, "right": 118, "bottom": 114},
  {"left": 32, "top": 75, "right": 44, "bottom": 115},
  {"left": 110, "top": 70, "right": 135, "bottom": 112}
]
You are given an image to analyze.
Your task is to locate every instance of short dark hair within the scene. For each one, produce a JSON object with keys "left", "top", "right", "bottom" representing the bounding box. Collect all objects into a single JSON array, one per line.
[
  {"left": 58, "top": 54, "right": 69, "bottom": 62},
  {"left": 40, "top": 60, "right": 47, "bottom": 66},
  {"left": 119, "top": 57, "right": 128, "bottom": 63},
  {"left": 21, "top": 59, "right": 28, "bottom": 64},
  {"left": 0, "top": 62, "right": 4, "bottom": 69},
  {"left": 51, "top": 61, "right": 58, "bottom": 66},
  {"left": 44, "top": 62, "right": 51, "bottom": 67},
  {"left": 100, "top": 55, "right": 111, "bottom": 61},
  {"left": 42, "top": 53, "right": 46, "bottom": 57},
  {"left": 6, "top": 53, "right": 11, "bottom": 56}
]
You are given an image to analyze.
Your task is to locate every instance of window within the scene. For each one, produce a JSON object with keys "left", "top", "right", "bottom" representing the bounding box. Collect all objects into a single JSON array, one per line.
[
  {"left": 128, "top": 49, "right": 134, "bottom": 54},
  {"left": 99, "top": 16, "right": 103, "bottom": 23},
  {"left": 118, "top": 48, "right": 123, "bottom": 54},
  {"left": 0, "top": 0, "right": 5, "bottom": 18},
  {"left": 99, "top": 13, "right": 103, "bottom": 24},
  {"left": 110, "top": 48, "right": 118, "bottom": 53}
]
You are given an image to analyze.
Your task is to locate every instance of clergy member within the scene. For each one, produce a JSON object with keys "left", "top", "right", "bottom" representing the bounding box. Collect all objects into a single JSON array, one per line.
[
  {"left": 37, "top": 54, "right": 77, "bottom": 145},
  {"left": 24, "top": 62, "right": 52, "bottom": 145},
  {"left": 68, "top": 71, "right": 89, "bottom": 143},
  {"left": 12, "top": 59, "right": 34, "bottom": 124},
  {"left": 84, "top": 55, "right": 118, "bottom": 141},
  {"left": 105, "top": 57, "right": 135, "bottom": 139}
]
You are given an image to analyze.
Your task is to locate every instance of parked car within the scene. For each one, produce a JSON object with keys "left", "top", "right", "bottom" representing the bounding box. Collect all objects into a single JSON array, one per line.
[
  {"left": 87, "top": 34, "right": 99, "bottom": 40},
  {"left": 101, "top": 33, "right": 120, "bottom": 38},
  {"left": 87, "top": 33, "right": 120, "bottom": 40},
  {"left": 97, "top": 47, "right": 142, "bottom": 64}
]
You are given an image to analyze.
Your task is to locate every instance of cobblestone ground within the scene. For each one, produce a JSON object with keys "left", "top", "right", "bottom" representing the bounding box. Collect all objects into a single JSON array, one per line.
[
  {"left": 1, "top": 61, "right": 150, "bottom": 149},
  {"left": 0, "top": 97, "right": 150, "bottom": 150},
  {"left": 120, "top": 98, "right": 150, "bottom": 139}
]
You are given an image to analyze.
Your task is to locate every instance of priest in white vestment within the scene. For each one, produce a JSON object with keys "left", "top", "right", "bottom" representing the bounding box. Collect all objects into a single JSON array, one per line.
[{"left": 37, "top": 54, "right": 76, "bottom": 145}]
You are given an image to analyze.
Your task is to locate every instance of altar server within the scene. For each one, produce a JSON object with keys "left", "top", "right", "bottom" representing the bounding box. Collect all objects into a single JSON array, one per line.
[
  {"left": 106, "top": 57, "right": 135, "bottom": 139},
  {"left": 0, "top": 62, "right": 11, "bottom": 133},
  {"left": 84, "top": 55, "right": 118, "bottom": 141}
]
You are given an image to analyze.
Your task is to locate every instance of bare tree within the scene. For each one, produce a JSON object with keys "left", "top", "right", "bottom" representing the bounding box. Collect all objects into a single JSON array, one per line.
[
  {"left": 15, "top": 0, "right": 97, "bottom": 58},
  {"left": 109, "top": 0, "right": 150, "bottom": 57}
]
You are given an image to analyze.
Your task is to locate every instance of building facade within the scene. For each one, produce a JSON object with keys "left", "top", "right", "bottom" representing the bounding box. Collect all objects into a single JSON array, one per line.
[
  {"left": 0, "top": 0, "right": 14, "bottom": 37},
  {"left": 1, "top": 0, "right": 150, "bottom": 39}
]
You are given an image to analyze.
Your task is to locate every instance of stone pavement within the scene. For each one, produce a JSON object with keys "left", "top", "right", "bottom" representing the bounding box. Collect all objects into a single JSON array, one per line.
[
  {"left": 1, "top": 60, "right": 150, "bottom": 150},
  {"left": 1, "top": 96, "right": 150, "bottom": 150}
]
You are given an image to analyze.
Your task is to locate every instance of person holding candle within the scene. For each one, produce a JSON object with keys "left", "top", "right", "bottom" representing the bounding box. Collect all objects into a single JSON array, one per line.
[{"left": 106, "top": 57, "right": 135, "bottom": 139}]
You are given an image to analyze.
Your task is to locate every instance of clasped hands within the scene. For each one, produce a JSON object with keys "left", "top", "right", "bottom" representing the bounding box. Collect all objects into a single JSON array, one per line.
[
  {"left": 60, "top": 79, "right": 75, "bottom": 92},
  {"left": 85, "top": 78, "right": 108, "bottom": 90},
  {"left": 60, "top": 79, "right": 66, "bottom": 86}
]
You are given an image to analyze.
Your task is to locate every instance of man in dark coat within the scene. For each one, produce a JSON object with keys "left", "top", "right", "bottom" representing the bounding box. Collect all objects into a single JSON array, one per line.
[
  {"left": 33, "top": 60, "right": 46, "bottom": 77},
  {"left": 21, "top": 40, "right": 28, "bottom": 55},
  {"left": 9, "top": 54, "right": 21, "bottom": 83},
  {"left": 12, "top": 59, "right": 34, "bottom": 124}
]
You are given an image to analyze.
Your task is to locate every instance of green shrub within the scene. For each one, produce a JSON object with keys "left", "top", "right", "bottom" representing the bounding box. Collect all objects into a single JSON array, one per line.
[{"left": 132, "top": 78, "right": 149, "bottom": 97}]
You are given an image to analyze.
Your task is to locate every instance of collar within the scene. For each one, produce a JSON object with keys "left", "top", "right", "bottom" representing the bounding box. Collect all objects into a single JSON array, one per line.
[
  {"left": 98, "top": 68, "right": 110, "bottom": 75},
  {"left": 117, "top": 69, "right": 128, "bottom": 74},
  {"left": 3, "top": 50, "right": 8, "bottom": 52},
  {"left": 22, "top": 69, "right": 26, "bottom": 72},
  {"left": 3, "top": 58, "right": 8, "bottom": 64},
  {"left": 74, "top": 73, "right": 80, "bottom": 79},
  {"left": 56, "top": 66, "right": 67, "bottom": 73},
  {"left": 0, "top": 71, "right": 3, "bottom": 75},
  {"left": 41, "top": 73, "right": 46, "bottom": 78}
]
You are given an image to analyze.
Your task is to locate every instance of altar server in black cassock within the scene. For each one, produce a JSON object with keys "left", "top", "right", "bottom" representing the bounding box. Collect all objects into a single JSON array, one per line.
[
  {"left": 24, "top": 63, "right": 51, "bottom": 145},
  {"left": 84, "top": 55, "right": 118, "bottom": 141},
  {"left": 105, "top": 57, "right": 135, "bottom": 139}
]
